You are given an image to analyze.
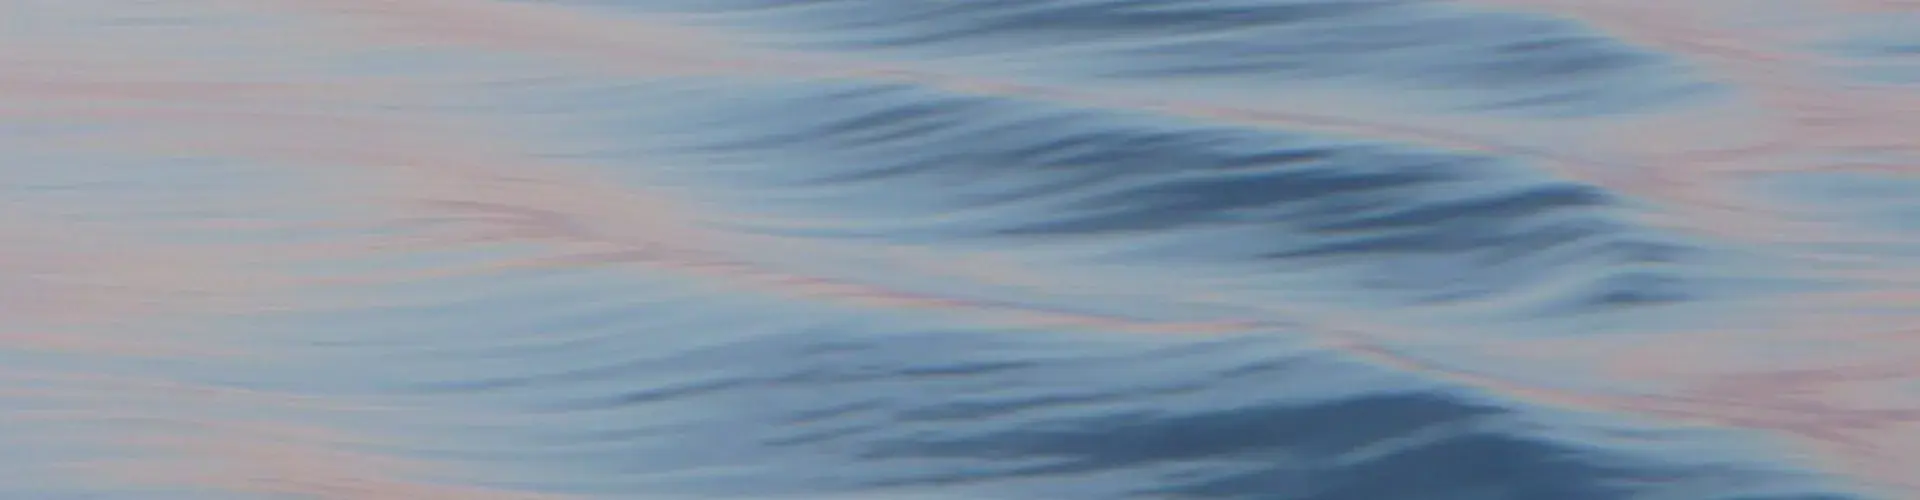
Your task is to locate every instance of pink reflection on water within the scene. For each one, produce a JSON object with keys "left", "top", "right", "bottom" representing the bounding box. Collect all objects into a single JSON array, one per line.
[
  {"left": 86, "top": 430, "right": 564, "bottom": 500},
  {"left": 194, "top": 0, "right": 1743, "bottom": 231},
  {"left": 0, "top": 217, "right": 286, "bottom": 357},
  {"left": 0, "top": 367, "right": 557, "bottom": 499},
  {"left": 3, "top": 0, "right": 1918, "bottom": 496},
  {"left": 1, "top": 10, "right": 1275, "bottom": 337}
]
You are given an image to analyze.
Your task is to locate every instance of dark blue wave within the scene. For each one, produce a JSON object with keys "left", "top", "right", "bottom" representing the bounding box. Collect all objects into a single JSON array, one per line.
[
  {"left": 593, "top": 80, "right": 1705, "bottom": 313},
  {"left": 565, "top": 0, "right": 1720, "bottom": 117}
]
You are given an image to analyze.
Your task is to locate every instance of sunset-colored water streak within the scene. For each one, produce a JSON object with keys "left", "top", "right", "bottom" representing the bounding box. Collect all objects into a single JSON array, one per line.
[{"left": 4, "top": 0, "right": 1917, "bottom": 499}]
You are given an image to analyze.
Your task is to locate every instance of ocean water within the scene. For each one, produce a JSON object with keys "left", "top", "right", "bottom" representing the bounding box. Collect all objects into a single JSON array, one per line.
[{"left": 2, "top": 0, "right": 1919, "bottom": 498}]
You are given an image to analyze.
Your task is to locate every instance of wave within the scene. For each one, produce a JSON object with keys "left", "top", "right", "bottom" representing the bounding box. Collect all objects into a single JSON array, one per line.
[
  {"left": 6, "top": 0, "right": 1920, "bottom": 499},
  {"left": 554, "top": 0, "right": 1720, "bottom": 117},
  {"left": 590, "top": 80, "right": 1709, "bottom": 317}
]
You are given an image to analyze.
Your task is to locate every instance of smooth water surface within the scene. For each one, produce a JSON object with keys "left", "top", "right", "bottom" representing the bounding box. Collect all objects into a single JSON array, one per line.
[{"left": 3, "top": 0, "right": 1919, "bottom": 498}]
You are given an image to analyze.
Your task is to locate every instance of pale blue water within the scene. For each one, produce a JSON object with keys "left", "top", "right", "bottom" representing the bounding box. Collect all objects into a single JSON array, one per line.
[{"left": 2, "top": 1, "right": 1918, "bottom": 499}]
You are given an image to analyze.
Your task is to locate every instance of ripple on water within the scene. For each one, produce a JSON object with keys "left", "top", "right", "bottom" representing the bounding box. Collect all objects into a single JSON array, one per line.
[{"left": 5, "top": 0, "right": 1919, "bottom": 499}]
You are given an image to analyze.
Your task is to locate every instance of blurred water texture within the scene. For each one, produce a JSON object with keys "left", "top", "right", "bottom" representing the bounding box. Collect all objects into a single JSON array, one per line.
[{"left": 3, "top": 0, "right": 1920, "bottom": 498}]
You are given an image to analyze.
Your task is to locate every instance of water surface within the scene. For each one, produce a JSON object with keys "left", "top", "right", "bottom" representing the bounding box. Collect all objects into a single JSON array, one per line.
[{"left": 3, "top": 0, "right": 1920, "bottom": 498}]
